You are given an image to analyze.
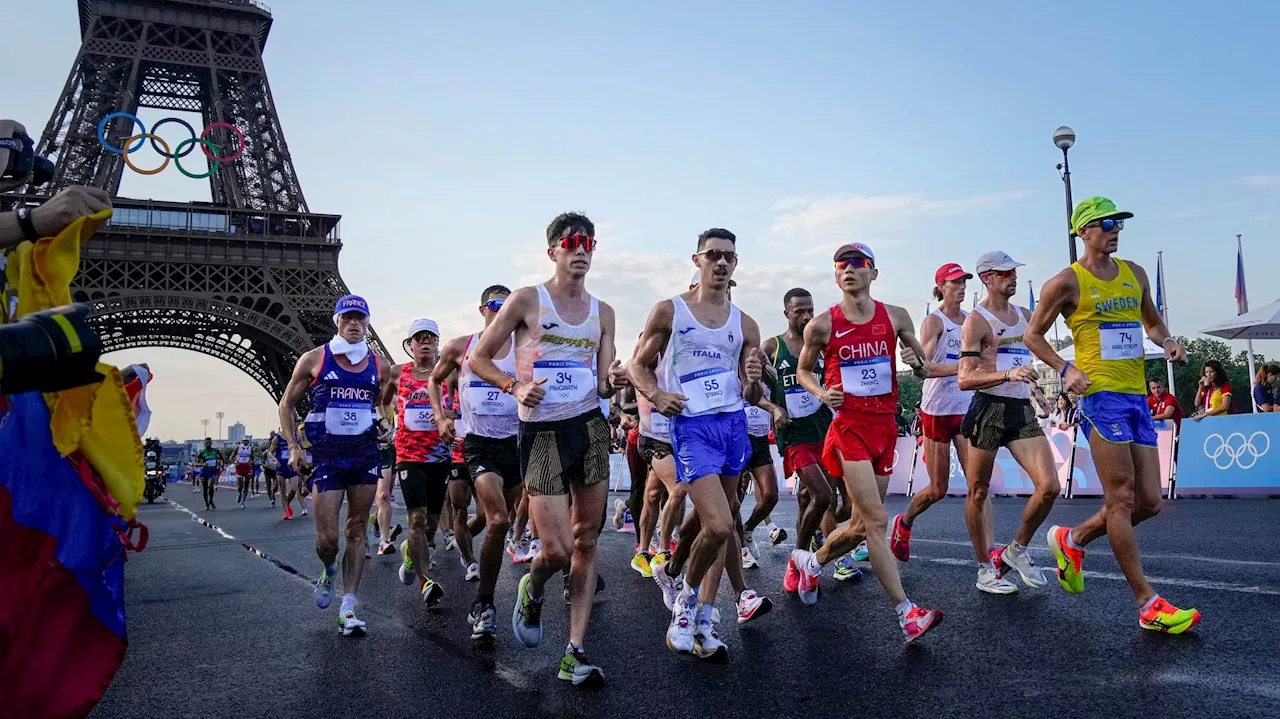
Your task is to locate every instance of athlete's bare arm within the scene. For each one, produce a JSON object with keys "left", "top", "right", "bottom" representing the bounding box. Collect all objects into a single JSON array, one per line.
[
  {"left": 887, "top": 304, "right": 929, "bottom": 379},
  {"left": 375, "top": 355, "right": 395, "bottom": 439},
  {"left": 628, "top": 300, "right": 684, "bottom": 416},
  {"left": 471, "top": 286, "right": 546, "bottom": 407},
  {"left": 739, "top": 313, "right": 765, "bottom": 405},
  {"left": 380, "top": 363, "right": 402, "bottom": 410},
  {"left": 596, "top": 300, "right": 627, "bottom": 398},
  {"left": 959, "top": 312, "right": 1020, "bottom": 391},
  {"left": 278, "top": 348, "right": 322, "bottom": 452},
  {"left": 1025, "top": 269, "right": 1093, "bottom": 394},
  {"left": 430, "top": 335, "right": 469, "bottom": 442},
  {"left": 798, "top": 311, "right": 840, "bottom": 408},
  {"left": 918, "top": 313, "right": 957, "bottom": 378},
  {"left": 1130, "top": 262, "right": 1186, "bottom": 364},
  {"left": 760, "top": 335, "right": 780, "bottom": 385}
]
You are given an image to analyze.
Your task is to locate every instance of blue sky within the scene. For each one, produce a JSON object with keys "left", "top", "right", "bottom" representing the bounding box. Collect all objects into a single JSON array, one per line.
[{"left": 7, "top": 1, "right": 1278, "bottom": 441}]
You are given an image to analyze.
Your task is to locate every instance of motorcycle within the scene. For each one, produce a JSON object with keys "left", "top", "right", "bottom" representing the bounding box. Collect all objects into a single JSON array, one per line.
[{"left": 144, "top": 460, "right": 168, "bottom": 504}]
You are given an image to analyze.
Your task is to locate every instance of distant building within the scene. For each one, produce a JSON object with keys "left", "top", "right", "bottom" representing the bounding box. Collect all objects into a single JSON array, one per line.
[{"left": 227, "top": 423, "right": 246, "bottom": 443}]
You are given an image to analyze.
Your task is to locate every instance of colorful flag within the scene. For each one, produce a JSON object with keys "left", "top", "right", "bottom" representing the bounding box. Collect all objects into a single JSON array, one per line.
[
  {"left": 1028, "top": 281, "right": 1036, "bottom": 311},
  {"left": 1235, "top": 236, "right": 1249, "bottom": 315},
  {"left": 1155, "top": 252, "right": 1167, "bottom": 323}
]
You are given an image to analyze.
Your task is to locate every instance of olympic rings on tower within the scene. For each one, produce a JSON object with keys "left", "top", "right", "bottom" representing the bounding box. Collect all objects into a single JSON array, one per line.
[{"left": 97, "top": 114, "right": 244, "bottom": 176}]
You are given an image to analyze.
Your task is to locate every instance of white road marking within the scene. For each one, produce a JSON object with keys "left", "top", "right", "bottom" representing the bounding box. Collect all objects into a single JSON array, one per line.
[
  {"left": 915, "top": 555, "right": 1280, "bottom": 595},
  {"left": 911, "top": 537, "right": 1280, "bottom": 569}
]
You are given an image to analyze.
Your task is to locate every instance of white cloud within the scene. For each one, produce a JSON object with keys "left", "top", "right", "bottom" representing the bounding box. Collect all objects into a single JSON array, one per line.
[{"left": 1236, "top": 174, "right": 1280, "bottom": 190}]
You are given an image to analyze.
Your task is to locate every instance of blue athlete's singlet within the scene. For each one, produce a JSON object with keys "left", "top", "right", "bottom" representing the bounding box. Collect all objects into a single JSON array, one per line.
[{"left": 303, "top": 346, "right": 380, "bottom": 468}]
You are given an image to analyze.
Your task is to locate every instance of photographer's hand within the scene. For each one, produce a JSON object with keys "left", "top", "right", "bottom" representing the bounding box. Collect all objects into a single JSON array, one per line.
[{"left": 1, "top": 185, "right": 112, "bottom": 251}]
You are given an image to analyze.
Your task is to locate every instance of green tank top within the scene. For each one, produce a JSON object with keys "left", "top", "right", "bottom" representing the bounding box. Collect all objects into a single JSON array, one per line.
[{"left": 769, "top": 334, "right": 833, "bottom": 450}]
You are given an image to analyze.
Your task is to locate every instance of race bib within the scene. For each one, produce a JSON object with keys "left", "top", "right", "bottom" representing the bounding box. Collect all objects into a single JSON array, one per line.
[
  {"left": 533, "top": 360, "right": 595, "bottom": 404},
  {"left": 466, "top": 380, "right": 517, "bottom": 416},
  {"left": 650, "top": 412, "right": 671, "bottom": 437},
  {"left": 679, "top": 367, "right": 734, "bottom": 414},
  {"left": 839, "top": 356, "right": 891, "bottom": 397},
  {"left": 1099, "top": 321, "right": 1143, "bottom": 361},
  {"left": 995, "top": 347, "right": 1032, "bottom": 372},
  {"left": 784, "top": 385, "right": 821, "bottom": 418},
  {"left": 746, "top": 405, "right": 772, "bottom": 435},
  {"left": 403, "top": 402, "right": 436, "bottom": 432},
  {"left": 325, "top": 401, "right": 374, "bottom": 436},
  {"left": 205, "top": 458, "right": 217, "bottom": 467}
]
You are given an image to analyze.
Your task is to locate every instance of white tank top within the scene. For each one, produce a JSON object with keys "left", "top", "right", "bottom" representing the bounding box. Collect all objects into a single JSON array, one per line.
[
  {"left": 660, "top": 296, "right": 745, "bottom": 418},
  {"left": 920, "top": 308, "right": 973, "bottom": 416},
  {"left": 515, "top": 284, "right": 602, "bottom": 423},
  {"left": 460, "top": 333, "right": 518, "bottom": 439},
  {"left": 236, "top": 444, "right": 252, "bottom": 463},
  {"left": 637, "top": 392, "right": 672, "bottom": 443},
  {"left": 976, "top": 305, "right": 1032, "bottom": 400},
  {"left": 746, "top": 385, "right": 773, "bottom": 437}
]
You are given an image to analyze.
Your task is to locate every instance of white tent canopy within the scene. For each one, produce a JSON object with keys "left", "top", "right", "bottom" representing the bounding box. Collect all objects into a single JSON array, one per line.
[{"left": 1200, "top": 299, "right": 1280, "bottom": 341}]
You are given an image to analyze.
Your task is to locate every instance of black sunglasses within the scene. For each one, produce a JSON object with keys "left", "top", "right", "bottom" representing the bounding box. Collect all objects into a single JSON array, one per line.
[{"left": 699, "top": 249, "right": 737, "bottom": 263}]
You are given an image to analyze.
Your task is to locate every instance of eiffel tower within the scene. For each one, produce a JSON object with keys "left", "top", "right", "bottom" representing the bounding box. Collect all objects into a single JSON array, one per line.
[{"left": 3, "top": 0, "right": 383, "bottom": 403}]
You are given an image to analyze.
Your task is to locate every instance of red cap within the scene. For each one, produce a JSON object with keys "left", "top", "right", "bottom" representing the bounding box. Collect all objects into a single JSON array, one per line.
[{"left": 934, "top": 263, "right": 973, "bottom": 285}]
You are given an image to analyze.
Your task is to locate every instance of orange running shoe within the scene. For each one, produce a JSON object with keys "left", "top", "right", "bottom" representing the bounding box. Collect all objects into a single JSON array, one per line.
[
  {"left": 783, "top": 555, "right": 800, "bottom": 593},
  {"left": 1047, "top": 525, "right": 1085, "bottom": 594},
  {"left": 901, "top": 605, "right": 943, "bottom": 642},
  {"left": 890, "top": 514, "right": 912, "bottom": 562},
  {"left": 1139, "top": 596, "right": 1201, "bottom": 634}
]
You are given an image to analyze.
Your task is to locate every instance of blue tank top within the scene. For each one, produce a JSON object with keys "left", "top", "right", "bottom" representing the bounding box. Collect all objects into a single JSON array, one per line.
[{"left": 303, "top": 346, "right": 380, "bottom": 467}]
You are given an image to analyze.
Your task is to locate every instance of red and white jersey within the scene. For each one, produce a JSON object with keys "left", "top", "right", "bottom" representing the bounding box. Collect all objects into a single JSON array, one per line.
[
  {"left": 394, "top": 365, "right": 449, "bottom": 463},
  {"left": 822, "top": 301, "right": 898, "bottom": 416}
]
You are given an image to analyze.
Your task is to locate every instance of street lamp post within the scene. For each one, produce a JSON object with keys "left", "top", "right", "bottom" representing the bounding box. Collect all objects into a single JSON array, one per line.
[{"left": 1054, "top": 126, "right": 1077, "bottom": 263}]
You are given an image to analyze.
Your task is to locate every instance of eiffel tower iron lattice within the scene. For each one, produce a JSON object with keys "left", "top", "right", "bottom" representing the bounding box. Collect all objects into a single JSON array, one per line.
[{"left": 3, "top": 0, "right": 384, "bottom": 403}]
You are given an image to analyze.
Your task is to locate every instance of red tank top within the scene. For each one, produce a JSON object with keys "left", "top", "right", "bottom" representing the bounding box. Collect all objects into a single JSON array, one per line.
[
  {"left": 448, "top": 385, "right": 465, "bottom": 463},
  {"left": 395, "top": 365, "right": 449, "bottom": 463},
  {"left": 822, "top": 300, "right": 898, "bottom": 416}
]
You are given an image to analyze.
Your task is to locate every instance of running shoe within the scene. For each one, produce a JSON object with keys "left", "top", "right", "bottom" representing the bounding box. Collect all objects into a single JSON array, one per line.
[
  {"left": 270, "top": 499, "right": 276, "bottom": 507},
  {"left": 889, "top": 513, "right": 912, "bottom": 562},
  {"left": 388, "top": 524, "right": 403, "bottom": 542},
  {"left": 631, "top": 551, "right": 654, "bottom": 578},
  {"left": 621, "top": 509, "right": 635, "bottom": 534},
  {"left": 743, "top": 535, "right": 760, "bottom": 564},
  {"left": 398, "top": 542, "right": 415, "bottom": 585},
  {"left": 1000, "top": 543, "right": 1048, "bottom": 588},
  {"left": 809, "top": 529, "right": 826, "bottom": 552},
  {"left": 421, "top": 577, "right": 444, "bottom": 608},
  {"left": 736, "top": 589, "right": 773, "bottom": 625},
  {"left": 1047, "top": 525, "right": 1086, "bottom": 594},
  {"left": 444, "top": 530, "right": 456, "bottom": 552},
  {"left": 1139, "top": 596, "right": 1202, "bottom": 634},
  {"left": 796, "top": 550, "right": 821, "bottom": 606},
  {"left": 666, "top": 596, "right": 696, "bottom": 654},
  {"left": 741, "top": 546, "right": 757, "bottom": 570},
  {"left": 337, "top": 610, "right": 367, "bottom": 637},
  {"left": 465, "top": 562, "right": 480, "bottom": 582},
  {"left": 653, "top": 564, "right": 684, "bottom": 611},
  {"left": 558, "top": 645, "right": 605, "bottom": 686},
  {"left": 471, "top": 603, "right": 497, "bottom": 641},
  {"left": 693, "top": 617, "right": 728, "bottom": 661},
  {"left": 769, "top": 526, "right": 788, "bottom": 545},
  {"left": 853, "top": 540, "right": 869, "bottom": 562},
  {"left": 512, "top": 538, "right": 531, "bottom": 563},
  {"left": 378, "top": 539, "right": 396, "bottom": 556},
  {"left": 526, "top": 538, "right": 542, "bottom": 562},
  {"left": 612, "top": 498, "right": 627, "bottom": 530},
  {"left": 783, "top": 554, "right": 800, "bottom": 593},
  {"left": 901, "top": 605, "right": 943, "bottom": 642},
  {"left": 651, "top": 551, "right": 669, "bottom": 570},
  {"left": 512, "top": 573, "right": 543, "bottom": 648},
  {"left": 283, "top": 506, "right": 293, "bottom": 520},
  {"left": 648, "top": 534, "right": 661, "bottom": 556},
  {"left": 314, "top": 567, "right": 335, "bottom": 609},
  {"left": 834, "top": 554, "right": 863, "bottom": 582},
  {"left": 977, "top": 564, "right": 1018, "bottom": 594},
  {"left": 299, "top": 508, "right": 307, "bottom": 516}
]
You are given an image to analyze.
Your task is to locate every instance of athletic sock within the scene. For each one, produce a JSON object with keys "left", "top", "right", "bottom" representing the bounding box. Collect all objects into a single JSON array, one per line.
[
  {"left": 339, "top": 593, "right": 356, "bottom": 614},
  {"left": 1064, "top": 531, "right": 1083, "bottom": 551},
  {"left": 695, "top": 602, "right": 713, "bottom": 623},
  {"left": 1141, "top": 595, "right": 1160, "bottom": 613},
  {"left": 894, "top": 598, "right": 914, "bottom": 622},
  {"left": 324, "top": 562, "right": 338, "bottom": 577},
  {"left": 1009, "top": 541, "right": 1027, "bottom": 554},
  {"left": 980, "top": 561, "right": 995, "bottom": 572},
  {"left": 767, "top": 521, "right": 778, "bottom": 533}
]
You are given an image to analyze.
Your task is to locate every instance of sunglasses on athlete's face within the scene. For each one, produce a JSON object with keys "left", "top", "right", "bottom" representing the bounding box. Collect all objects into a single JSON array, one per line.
[
  {"left": 1086, "top": 218, "right": 1125, "bottom": 232},
  {"left": 484, "top": 299, "right": 505, "bottom": 312},
  {"left": 699, "top": 249, "right": 737, "bottom": 264},
  {"left": 559, "top": 234, "right": 597, "bottom": 252},
  {"left": 834, "top": 256, "right": 873, "bottom": 270},
  {"left": 982, "top": 268, "right": 1017, "bottom": 279}
]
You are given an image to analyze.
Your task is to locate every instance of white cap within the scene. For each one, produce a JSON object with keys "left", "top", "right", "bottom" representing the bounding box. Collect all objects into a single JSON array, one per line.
[
  {"left": 406, "top": 318, "right": 439, "bottom": 339},
  {"left": 975, "top": 251, "right": 1024, "bottom": 274}
]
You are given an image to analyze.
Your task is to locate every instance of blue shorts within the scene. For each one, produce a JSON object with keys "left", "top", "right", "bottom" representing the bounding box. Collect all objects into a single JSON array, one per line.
[
  {"left": 199, "top": 467, "right": 218, "bottom": 480},
  {"left": 670, "top": 410, "right": 750, "bottom": 484},
  {"left": 1079, "top": 391, "right": 1157, "bottom": 448},
  {"left": 309, "top": 461, "right": 379, "bottom": 493}
]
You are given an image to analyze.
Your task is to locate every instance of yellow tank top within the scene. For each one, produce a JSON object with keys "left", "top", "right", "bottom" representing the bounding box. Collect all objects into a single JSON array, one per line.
[{"left": 1064, "top": 259, "right": 1146, "bottom": 396}]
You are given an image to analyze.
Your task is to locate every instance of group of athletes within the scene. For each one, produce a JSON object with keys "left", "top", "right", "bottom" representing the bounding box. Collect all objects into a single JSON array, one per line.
[{"left": 259, "top": 195, "right": 1199, "bottom": 688}]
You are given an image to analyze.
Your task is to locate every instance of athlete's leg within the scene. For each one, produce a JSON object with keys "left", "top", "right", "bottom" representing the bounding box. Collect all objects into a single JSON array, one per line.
[
  {"left": 312, "top": 489, "right": 344, "bottom": 571},
  {"left": 512, "top": 490, "right": 530, "bottom": 540},
  {"left": 449, "top": 479, "right": 476, "bottom": 566},
  {"left": 636, "top": 470, "right": 663, "bottom": 553},
  {"left": 828, "top": 458, "right": 905, "bottom": 604},
  {"left": 342, "top": 484, "right": 376, "bottom": 595},
  {"left": 680, "top": 474, "right": 735, "bottom": 593},
  {"left": 375, "top": 467, "right": 394, "bottom": 541},
  {"left": 526, "top": 494, "right": 573, "bottom": 599},
  {"left": 473, "top": 472, "right": 513, "bottom": 598},
  {"left": 716, "top": 473, "right": 748, "bottom": 598},
  {"left": 1004, "top": 437, "right": 1060, "bottom": 546},
  {"left": 624, "top": 440, "right": 647, "bottom": 524},
  {"left": 566, "top": 478, "right": 608, "bottom": 647},
  {"left": 903, "top": 437, "right": 951, "bottom": 527},
  {"left": 742, "top": 462, "right": 778, "bottom": 534},
  {"left": 655, "top": 456, "right": 684, "bottom": 552},
  {"left": 962, "top": 446, "right": 998, "bottom": 563},
  {"left": 407, "top": 507, "right": 431, "bottom": 584},
  {"left": 793, "top": 463, "right": 833, "bottom": 550},
  {"left": 1070, "top": 441, "right": 1157, "bottom": 604}
]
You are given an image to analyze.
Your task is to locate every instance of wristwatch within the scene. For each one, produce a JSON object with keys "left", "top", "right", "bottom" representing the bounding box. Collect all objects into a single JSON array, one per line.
[{"left": 13, "top": 206, "right": 39, "bottom": 241}]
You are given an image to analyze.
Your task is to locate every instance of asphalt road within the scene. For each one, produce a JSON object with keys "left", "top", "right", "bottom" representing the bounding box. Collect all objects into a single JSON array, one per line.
[{"left": 91, "top": 483, "right": 1280, "bottom": 719}]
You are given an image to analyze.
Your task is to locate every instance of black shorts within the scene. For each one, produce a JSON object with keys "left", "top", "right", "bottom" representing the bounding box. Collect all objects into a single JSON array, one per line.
[
  {"left": 638, "top": 434, "right": 673, "bottom": 466},
  {"left": 397, "top": 461, "right": 450, "bottom": 513},
  {"left": 450, "top": 462, "right": 471, "bottom": 483},
  {"left": 379, "top": 444, "right": 396, "bottom": 472},
  {"left": 746, "top": 434, "right": 774, "bottom": 470},
  {"left": 518, "top": 409, "right": 611, "bottom": 497},
  {"left": 463, "top": 434, "right": 522, "bottom": 490},
  {"left": 961, "top": 393, "right": 1044, "bottom": 452}
]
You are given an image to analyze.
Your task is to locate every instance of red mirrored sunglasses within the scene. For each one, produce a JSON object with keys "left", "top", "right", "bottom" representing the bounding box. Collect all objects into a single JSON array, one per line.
[{"left": 559, "top": 234, "right": 597, "bottom": 251}]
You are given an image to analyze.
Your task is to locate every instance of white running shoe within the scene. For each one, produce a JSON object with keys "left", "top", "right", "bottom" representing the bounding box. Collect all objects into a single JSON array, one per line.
[
  {"left": 444, "top": 531, "right": 456, "bottom": 552},
  {"left": 693, "top": 616, "right": 728, "bottom": 661},
  {"left": 465, "top": 562, "right": 480, "bottom": 581},
  {"left": 512, "top": 538, "right": 531, "bottom": 564},
  {"left": 741, "top": 546, "right": 757, "bottom": 569},
  {"left": 796, "top": 550, "right": 821, "bottom": 606},
  {"left": 337, "top": 610, "right": 367, "bottom": 637},
  {"left": 743, "top": 535, "right": 760, "bottom": 563},
  {"left": 653, "top": 564, "right": 684, "bottom": 611},
  {"left": 398, "top": 541, "right": 415, "bottom": 585},
  {"left": 736, "top": 589, "right": 773, "bottom": 625},
  {"left": 528, "top": 538, "right": 542, "bottom": 561},
  {"left": 612, "top": 498, "right": 627, "bottom": 530},
  {"left": 314, "top": 569, "right": 335, "bottom": 609},
  {"left": 977, "top": 564, "right": 1019, "bottom": 594},
  {"left": 999, "top": 544, "right": 1049, "bottom": 588},
  {"left": 666, "top": 596, "right": 696, "bottom": 654}
]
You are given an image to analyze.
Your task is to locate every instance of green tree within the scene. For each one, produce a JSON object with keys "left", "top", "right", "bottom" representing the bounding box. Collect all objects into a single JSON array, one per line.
[
  {"left": 898, "top": 372, "right": 923, "bottom": 413},
  {"left": 1144, "top": 336, "right": 1267, "bottom": 414}
]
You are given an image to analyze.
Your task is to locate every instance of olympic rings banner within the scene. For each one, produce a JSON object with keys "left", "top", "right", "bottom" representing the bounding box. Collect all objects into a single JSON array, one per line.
[
  {"left": 96, "top": 112, "right": 244, "bottom": 178},
  {"left": 1173, "top": 414, "right": 1280, "bottom": 495}
]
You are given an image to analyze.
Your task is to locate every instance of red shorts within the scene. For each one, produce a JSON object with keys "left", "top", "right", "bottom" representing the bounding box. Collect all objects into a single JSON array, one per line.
[
  {"left": 782, "top": 443, "right": 822, "bottom": 478},
  {"left": 920, "top": 411, "right": 965, "bottom": 443},
  {"left": 822, "top": 413, "right": 897, "bottom": 478},
  {"left": 235, "top": 462, "right": 252, "bottom": 478}
]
